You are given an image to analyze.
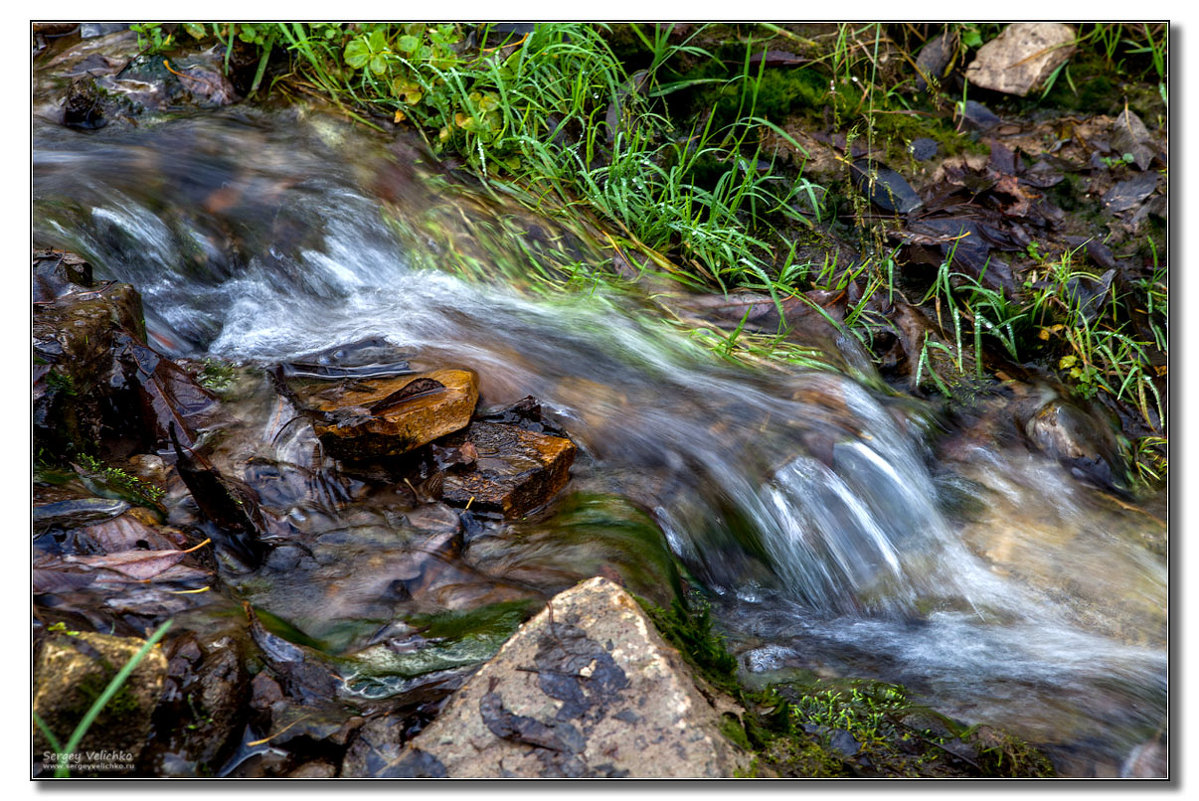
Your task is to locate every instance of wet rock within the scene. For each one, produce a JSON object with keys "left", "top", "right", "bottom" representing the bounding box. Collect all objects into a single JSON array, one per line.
[
  {"left": 222, "top": 747, "right": 294, "bottom": 778},
  {"left": 1022, "top": 395, "right": 1129, "bottom": 493},
  {"left": 250, "top": 671, "right": 285, "bottom": 712},
  {"left": 33, "top": 248, "right": 93, "bottom": 301},
  {"left": 32, "top": 29, "right": 138, "bottom": 124},
  {"left": 1120, "top": 731, "right": 1167, "bottom": 778},
  {"left": 147, "top": 631, "right": 250, "bottom": 775},
  {"left": 394, "top": 577, "right": 748, "bottom": 778},
  {"left": 287, "top": 760, "right": 339, "bottom": 778},
  {"left": 81, "top": 23, "right": 129, "bottom": 38},
  {"left": 170, "top": 426, "right": 270, "bottom": 568},
  {"left": 299, "top": 369, "right": 479, "bottom": 460},
  {"left": 33, "top": 497, "right": 131, "bottom": 535},
  {"left": 34, "top": 630, "right": 168, "bottom": 775},
  {"left": 965, "top": 23, "right": 1075, "bottom": 97},
  {"left": 33, "top": 276, "right": 143, "bottom": 455},
  {"left": 162, "top": 59, "right": 237, "bottom": 108},
  {"left": 243, "top": 604, "right": 342, "bottom": 705},
  {"left": 476, "top": 395, "right": 570, "bottom": 437},
  {"left": 34, "top": 23, "right": 80, "bottom": 38},
  {"left": 281, "top": 337, "right": 414, "bottom": 380},
  {"left": 341, "top": 715, "right": 413, "bottom": 778},
  {"left": 63, "top": 76, "right": 108, "bottom": 129},
  {"left": 967, "top": 725, "right": 1055, "bottom": 777},
  {"left": 33, "top": 255, "right": 220, "bottom": 458},
  {"left": 127, "top": 453, "right": 169, "bottom": 485},
  {"left": 439, "top": 421, "right": 577, "bottom": 518}
]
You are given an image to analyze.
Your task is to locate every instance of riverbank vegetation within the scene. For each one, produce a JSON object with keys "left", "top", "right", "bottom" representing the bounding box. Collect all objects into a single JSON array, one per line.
[{"left": 128, "top": 22, "right": 1166, "bottom": 488}]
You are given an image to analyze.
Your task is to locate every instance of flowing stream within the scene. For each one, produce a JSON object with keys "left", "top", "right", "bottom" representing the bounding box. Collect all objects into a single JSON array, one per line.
[{"left": 33, "top": 109, "right": 1167, "bottom": 776}]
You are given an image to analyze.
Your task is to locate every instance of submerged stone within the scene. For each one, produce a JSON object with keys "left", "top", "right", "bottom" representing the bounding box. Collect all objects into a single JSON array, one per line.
[
  {"left": 439, "top": 421, "right": 576, "bottom": 518},
  {"left": 145, "top": 631, "right": 250, "bottom": 776},
  {"left": 466, "top": 493, "right": 685, "bottom": 609},
  {"left": 1022, "top": 395, "right": 1129, "bottom": 493},
  {"left": 303, "top": 369, "right": 479, "bottom": 460},
  {"left": 280, "top": 337, "right": 414, "bottom": 380},
  {"left": 390, "top": 577, "right": 748, "bottom": 778}
]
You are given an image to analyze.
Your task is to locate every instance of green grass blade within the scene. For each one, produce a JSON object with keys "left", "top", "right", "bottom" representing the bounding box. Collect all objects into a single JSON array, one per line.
[{"left": 54, "top": 620, "right": 173, "bottom": 778}]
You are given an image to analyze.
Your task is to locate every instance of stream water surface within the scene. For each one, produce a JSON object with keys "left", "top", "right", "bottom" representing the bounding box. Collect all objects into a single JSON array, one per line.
[{"left": 33, "top": 109, "right": 1167, "bottom": 776}]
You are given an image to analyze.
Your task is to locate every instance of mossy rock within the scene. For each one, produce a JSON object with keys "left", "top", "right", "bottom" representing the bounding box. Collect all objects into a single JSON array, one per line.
[{"left": 34, "top": 630, "right": 168, "bottom": 775}]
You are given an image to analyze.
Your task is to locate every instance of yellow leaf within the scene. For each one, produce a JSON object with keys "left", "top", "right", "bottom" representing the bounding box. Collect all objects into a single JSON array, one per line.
[{"left": 394, "top": 109, "right": 406, "bottom": 123}]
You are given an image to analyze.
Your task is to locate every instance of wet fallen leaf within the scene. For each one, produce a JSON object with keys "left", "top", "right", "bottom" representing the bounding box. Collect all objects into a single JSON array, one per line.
[
  {"left": 72, "top": 512, "right": 186, "bottom": 554},
  {"left": 1102, "top": 173, "right": 1159, "bottom": 214},
  {"left": 1110, "top": 109, "right": 1157, "bottom": 171},
  {"left": 163, "top": 59, "right": 237, "bottom": 106},
  {"left": 60, "top": 538, "right": 210, "bottom": 580},
  {"left": 915, "top": 31, "right": 957, "bottom": 92},
  {"left": 851, "top": 159, "right": 922, "bottom": 214}
]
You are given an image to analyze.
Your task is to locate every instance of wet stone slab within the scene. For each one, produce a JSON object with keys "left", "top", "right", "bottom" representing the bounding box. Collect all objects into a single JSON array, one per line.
[
  {"left": 300, "top": 368, "right": 479, "bottom": 460},
  {"left": 438, "top": 421, "right": 577, "bottom": 519}
]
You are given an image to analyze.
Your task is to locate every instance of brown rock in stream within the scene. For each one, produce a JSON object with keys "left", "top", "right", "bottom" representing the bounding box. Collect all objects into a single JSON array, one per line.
[
  {"left": 301, "top": 369, "right": 479, "bottom": 460},
  {"left": 439, "top": 421, "right": 576, "bottom": 519}
]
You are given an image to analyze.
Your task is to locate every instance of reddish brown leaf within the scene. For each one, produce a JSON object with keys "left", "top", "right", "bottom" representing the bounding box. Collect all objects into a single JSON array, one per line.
[{"left": 61, "top": 538, "right": 211, "bottom": 580}]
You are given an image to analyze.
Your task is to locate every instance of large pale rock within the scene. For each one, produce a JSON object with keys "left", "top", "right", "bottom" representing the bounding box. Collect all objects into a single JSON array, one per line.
[
  {"left": 381, "top": 577, "right": 747, "bottom": 778},
  {"left": 966, "top": 23, "right": 1076, "bottom": 96},
  {"left": 34, "top": 631, "right": 168, "bottom": 775},
  {"left": 440, "top": 421, "right": 577, "bottom": 518},
  {"left": 304, "top": 369, "right": 479, "bottom": 460}
]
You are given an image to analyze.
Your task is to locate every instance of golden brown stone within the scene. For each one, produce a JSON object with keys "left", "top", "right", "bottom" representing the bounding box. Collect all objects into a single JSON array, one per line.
[{"left": 305, "top": 369, "right": 479, "bottom": 460}]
